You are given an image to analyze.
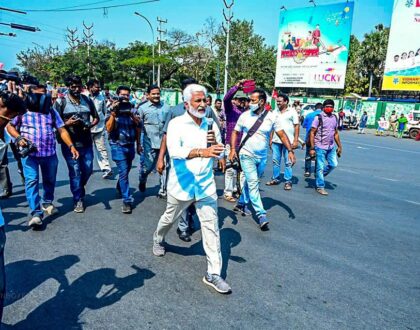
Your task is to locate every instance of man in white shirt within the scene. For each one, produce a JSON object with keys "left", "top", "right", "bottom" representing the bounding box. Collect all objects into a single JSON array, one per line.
[
  {"left": 266, "top": 93, "right": 299, "bottom": 190},
  {"left": 229, "top": 89, "right": 296, "bottom": 230},
  {"left": 87, "top": 79, "right": 112, "bottom": 179},
  {"left": 152, "top": 84, "right": 231, "bottom": 294}
]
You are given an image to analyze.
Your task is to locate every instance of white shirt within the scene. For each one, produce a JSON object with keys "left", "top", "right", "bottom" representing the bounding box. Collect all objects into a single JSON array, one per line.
[
  {"left": 235, "top": 109, "right": 283, "bottom": 159},
  {"left": 166, "top": 112, "right": 222, "bottom": 201},
  {"left": 272, "top": 108, "right": 299, "bottom": 144}
]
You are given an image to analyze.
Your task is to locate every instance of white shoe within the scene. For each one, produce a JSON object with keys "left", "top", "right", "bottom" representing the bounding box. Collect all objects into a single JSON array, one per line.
[
  {"left": 29, "top": 216, "right": 42, "bottom": 227},
  {"left": 42, "top": 203, "right": 58, "bottom": 216}
]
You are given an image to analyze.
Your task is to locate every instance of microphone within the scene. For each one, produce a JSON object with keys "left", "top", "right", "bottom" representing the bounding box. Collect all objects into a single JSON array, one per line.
[{"left": 207, "top": 118, "right": 214, "bottom": 148}]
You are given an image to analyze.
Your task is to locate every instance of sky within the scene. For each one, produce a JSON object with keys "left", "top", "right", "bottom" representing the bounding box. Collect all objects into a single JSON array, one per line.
[{"left": 0, "top": 0, "right": 394, "bottom": 70}]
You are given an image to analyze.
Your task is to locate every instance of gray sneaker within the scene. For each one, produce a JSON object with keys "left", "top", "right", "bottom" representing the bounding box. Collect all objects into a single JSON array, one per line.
[
  {"left": 74, "top": 200, "right": 84, "bottom": 213},
  {"left": 42, "top": 203, "right": 58, "bottom": 216},
  {"left": 28, "top": 216, "right": 42, "bottom": 228},
  {"left": 203, "top": 273, "right": 232, "bottom": 294},
  {"left": 121, "top": 202, "right": 132, "bottom": 214},
  {"left": 152, "top": 241, "right": 165, "bottom": 257}
]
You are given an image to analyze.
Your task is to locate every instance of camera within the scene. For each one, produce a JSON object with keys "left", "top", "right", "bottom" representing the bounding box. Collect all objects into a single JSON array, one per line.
[
  {"left": 111, "top": 97, "right": 132, "bottom": 116},
  {"left": 15, "top": 138, "right": 37, "bottom": 158},
  {"left": 226, "top": 157, "right": 241, "bottom": 171},
  {"left": 72, "top": 113, "right": 91, "bottom": 129}
]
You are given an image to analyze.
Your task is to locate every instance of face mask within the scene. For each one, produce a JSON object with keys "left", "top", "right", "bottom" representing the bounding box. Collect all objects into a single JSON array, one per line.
[
  {"left": 188, "top": 105, "right": 206, "bottom": 119},
  {"left": 249, "top": 103, "right": 259, "bottom": 112},
  {"left": 324, "top": 107, "right": 334, "bottom": 114}
]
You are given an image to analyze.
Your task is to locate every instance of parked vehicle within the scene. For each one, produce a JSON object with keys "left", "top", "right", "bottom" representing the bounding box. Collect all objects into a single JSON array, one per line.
[{"left": 406, "top": 110, "right": 420, "bottom": 139}]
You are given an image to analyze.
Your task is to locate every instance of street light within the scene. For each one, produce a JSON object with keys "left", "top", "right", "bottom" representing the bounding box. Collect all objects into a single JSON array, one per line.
[{"left": 134, "top": 11, "right": 155, "bottom": 84}]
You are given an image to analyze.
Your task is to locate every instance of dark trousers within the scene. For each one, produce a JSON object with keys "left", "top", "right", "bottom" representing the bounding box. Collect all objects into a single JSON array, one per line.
[
  {"left": 62, "top": 145, "right": 94, "bottom": 203},
  {"left": 0, "top": 226, "right": 6, "bottom": 322},
  {"left": 111, "top": 144, "right": 135, "bottom": 204},
  {"left": 0, "top": 141, "right": 12, "bottom": 196}
]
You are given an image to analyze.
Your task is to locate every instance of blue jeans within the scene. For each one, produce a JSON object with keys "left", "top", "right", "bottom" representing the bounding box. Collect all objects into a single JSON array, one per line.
[
  {"left": 139, "top": 139, "right": 166, "bottom": 195},
  {"left": 238, "top": 154, "right": 267, "bottom": 218},
  {"left": 111, "top": 144, "right": 135, "bottom": 203},
  {"left": 0, "top": 226, "right": 5, "bottom": 322},
  {"left": 271, "top": 142, "right": 292, "bottom": 183},
  {"left": 315, "top": 146, "right": 338, "bottom": 189},
  {"left": 62, "top": 145, "right": 94, "bottom": 203},
  {"left": 21, "top": 154, "right": 58, "bottom": 218}
]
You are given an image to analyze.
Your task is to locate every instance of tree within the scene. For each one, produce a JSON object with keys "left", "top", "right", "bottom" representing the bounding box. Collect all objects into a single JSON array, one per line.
[
  {"left": 214, "top": 20, "right": 276, "bottom": 91},
  {"left": 344, "top": 35, "right": 369, "bottom": 94},
  {"left": 358, "top": 24, "right": 390, "bottom": 96}
]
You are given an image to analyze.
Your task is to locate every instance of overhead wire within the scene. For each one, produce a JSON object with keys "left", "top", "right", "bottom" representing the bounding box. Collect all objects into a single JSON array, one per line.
[{"left": 12, "top": 0, "right": 159, "bottom": 13}]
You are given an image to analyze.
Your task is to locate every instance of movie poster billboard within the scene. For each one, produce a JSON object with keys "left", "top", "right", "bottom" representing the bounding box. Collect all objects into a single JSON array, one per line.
[
  {"left": 275, "top": 2, "right": 354, "bottom": 89},
  {"left": 382, "top": 0, "right": 420, "bottom": 91}
]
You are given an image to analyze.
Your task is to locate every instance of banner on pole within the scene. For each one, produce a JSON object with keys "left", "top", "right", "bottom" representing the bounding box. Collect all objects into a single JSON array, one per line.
[
  {"left": 275, "top": 2, "right": 354, "bottom": 89},
  {"left": 382, "top": 0, "right": 420, "bottom": 91}
]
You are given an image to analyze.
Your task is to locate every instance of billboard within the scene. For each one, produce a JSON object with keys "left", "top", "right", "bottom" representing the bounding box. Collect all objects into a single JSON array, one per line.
[
  {"left": 275, "top": 2, "right": 354, "bottom": 89},
  {"left": 382, "top": 0, "right": 420, "bottom": 91}
]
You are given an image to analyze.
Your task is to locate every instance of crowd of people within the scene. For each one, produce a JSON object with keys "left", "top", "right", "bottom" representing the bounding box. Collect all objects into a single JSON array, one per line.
[{"left": 0, "top": 70, "right": 345, "bottom": 319}]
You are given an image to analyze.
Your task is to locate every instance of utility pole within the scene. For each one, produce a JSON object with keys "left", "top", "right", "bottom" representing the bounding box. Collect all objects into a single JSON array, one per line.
[
  {"left": 157, "top": 17, "right": 167, "bottom": 87},
  {"left": 222, "top": 0, "right": 234, "bottom": 95},
  {"left": 83, "top": 21, "right": 94, "bottom": 79},
  {"left": 134, "top": 12, "right": 155, "bottom": 84},
  {"left": 66, "top": 27, "right": 79, "bottom": 52}
]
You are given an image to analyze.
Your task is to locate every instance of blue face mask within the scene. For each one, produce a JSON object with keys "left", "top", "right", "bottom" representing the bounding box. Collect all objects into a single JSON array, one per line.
[{"left": 249, "top": 103, "right": 259, "bottom": 112}]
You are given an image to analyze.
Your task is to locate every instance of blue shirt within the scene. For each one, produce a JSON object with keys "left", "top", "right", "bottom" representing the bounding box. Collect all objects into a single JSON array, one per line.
[
  {"left": 302, "top": 110, "right": 322, "bottom": 141},
  {"left": 105, "top": 109, "right": 140, "bottom": 146},
  {"left": 137, "top": 101, "right": 169, "bottom": 149}
]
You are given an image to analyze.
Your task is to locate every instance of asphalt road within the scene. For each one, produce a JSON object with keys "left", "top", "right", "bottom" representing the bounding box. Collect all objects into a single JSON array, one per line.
[{"left": 1, "top": 130, "right": 419, "bottom": 329}]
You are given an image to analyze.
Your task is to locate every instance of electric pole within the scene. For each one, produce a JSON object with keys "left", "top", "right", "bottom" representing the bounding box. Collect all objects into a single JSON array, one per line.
[
  {"left": 83, "top": 21, "right": 94, "bottom": 79},
  {"left": 66, "top": 27, "right": 79, "bottom": 52},
  {"left": 222, "top": 0, "right": 234, "bottom": 95},
  {"left": 157, "top": 17, "right": 167, "bottom": 87}
]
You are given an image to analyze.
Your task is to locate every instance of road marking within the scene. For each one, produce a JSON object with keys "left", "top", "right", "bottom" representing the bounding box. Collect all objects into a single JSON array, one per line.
[
  {"left": 338, "top": 168, "right": 359, "bottom": 174},
  {"left": 343, "top": 140, "right": 420, "bottom": 155},
  {"left": 406, "top": 200, "right": 420, "bottom": 206},
  {"left": 356, "top": 146, "right": 369, "bottom": 150},
  {"left": 376, "top": 177, "right": 399, "bottom": 182}
]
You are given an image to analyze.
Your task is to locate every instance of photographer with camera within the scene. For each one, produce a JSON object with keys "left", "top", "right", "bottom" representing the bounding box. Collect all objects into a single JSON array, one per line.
[
  {"left": 106, "top": 86, "right": 141, "bottom": 214},
  {"left": 7, "top": 83, "right": 79, "bottom": 227},
  {"left": 54, "top": 75, "right": 99, "bottom": 213},
  {"left": 0, "top": 90, "right": 27, "bottom": 320}
]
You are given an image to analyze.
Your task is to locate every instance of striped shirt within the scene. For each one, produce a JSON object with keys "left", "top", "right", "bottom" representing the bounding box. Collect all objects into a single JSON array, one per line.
[{"left": 11, "top": 110, "right": 64, "bottom": 157}]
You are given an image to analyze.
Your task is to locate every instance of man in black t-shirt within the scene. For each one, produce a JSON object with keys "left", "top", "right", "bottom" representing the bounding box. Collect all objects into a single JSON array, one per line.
[{"left": 54, "top": 75, "right": 99, "bottom": 213}]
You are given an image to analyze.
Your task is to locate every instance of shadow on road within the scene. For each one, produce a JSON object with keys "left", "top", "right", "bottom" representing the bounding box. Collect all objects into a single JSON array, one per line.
[
  {"left": 220, "top": 228, "right": 245, "bottom": 278},
  {"left": 3, "top": 264, "right": 154, "bottom": 330},
  {"left": 262, "top": 197, "right": 296, "bottom": 219},
  {"left": 304, "top": 178, "right": 336, "bottom": 190},
  {"left": 4, "top": 255, "right": 80, "bottom": 307}
]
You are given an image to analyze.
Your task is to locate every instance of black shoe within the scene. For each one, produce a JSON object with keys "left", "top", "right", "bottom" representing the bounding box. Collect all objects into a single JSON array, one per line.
[
  {"left": 139, "top": 182, "right": 146, "bottom": 192},
  {"left": 176, "top": 228, "right": 191, "bottom": 242},
  {"left": 0, "top": 190, "right": 12, "bottom": 199},
  {"left": 121, "top": 202, "right": 132, "bottom": 214}
]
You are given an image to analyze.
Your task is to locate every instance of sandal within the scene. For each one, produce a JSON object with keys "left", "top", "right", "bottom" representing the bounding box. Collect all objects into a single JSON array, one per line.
[
  {"left": 284, "top": 182, "right": 292, "bottom": 190},
  {"left": 265, "top": 180, "right": 280, "bottom": 186},
  {"left": 223, "top": 195, "right": 236, "bottom": 203}
]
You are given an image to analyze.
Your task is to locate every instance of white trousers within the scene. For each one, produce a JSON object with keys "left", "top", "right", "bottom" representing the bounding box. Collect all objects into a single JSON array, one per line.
[
  {"left": 92, "top": 131, "right": 111, "bottom": 172},
  {"left": 154, "top": 193, "right": 222, "bottom": 275}
]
